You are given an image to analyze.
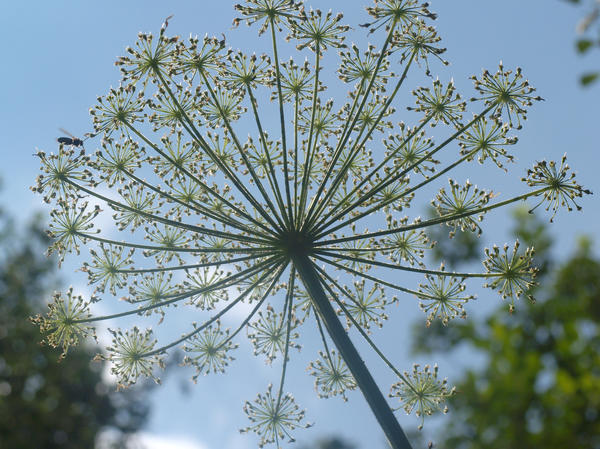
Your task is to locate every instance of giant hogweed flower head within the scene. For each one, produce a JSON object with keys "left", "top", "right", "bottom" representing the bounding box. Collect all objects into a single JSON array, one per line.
[{"left": 33, "top": 2, "right": 590, "bottom": 448}]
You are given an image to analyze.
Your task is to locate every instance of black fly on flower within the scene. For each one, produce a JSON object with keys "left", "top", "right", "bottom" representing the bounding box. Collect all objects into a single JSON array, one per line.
[{"left": 33, "top": 1, "right": 590, "bottom": 448}]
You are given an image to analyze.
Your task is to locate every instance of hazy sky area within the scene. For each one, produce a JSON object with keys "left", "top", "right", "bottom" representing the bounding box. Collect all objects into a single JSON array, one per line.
[{"left": 0, "top": 1, "right": 598, "bottom": 448}]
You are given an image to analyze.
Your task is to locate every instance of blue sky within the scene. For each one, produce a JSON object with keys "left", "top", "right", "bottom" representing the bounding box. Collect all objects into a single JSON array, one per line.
[{"left": 1, "top": 1, "right": 598, "bottom": 448}]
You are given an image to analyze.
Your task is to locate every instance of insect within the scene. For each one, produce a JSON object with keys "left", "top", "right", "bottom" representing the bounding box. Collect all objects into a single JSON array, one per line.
[{"left": 57, "top": 128, "right": 88, "bottom": 147}]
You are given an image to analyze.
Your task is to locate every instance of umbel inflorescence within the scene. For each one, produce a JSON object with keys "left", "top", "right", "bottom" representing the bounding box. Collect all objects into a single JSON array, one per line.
[{"left": 33, "top": 1, "right": 590, "bottom": 448}]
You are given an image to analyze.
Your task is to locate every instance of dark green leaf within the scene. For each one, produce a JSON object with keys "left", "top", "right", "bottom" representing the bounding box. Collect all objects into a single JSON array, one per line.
[
  {"left": 576, "top": 39, "right": 594, "bottom": 53},
  {"left": 581, "top": 72, "right": 600, "bottom": 85}
]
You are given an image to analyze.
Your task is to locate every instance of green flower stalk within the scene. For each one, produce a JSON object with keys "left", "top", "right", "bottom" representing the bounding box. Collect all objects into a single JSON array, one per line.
[{"left": 33, "top": 1, "right": 590, "bottom": 447}]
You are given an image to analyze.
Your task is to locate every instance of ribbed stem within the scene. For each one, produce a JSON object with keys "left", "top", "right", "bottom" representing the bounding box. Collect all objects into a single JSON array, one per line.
[{"left": 292, "top": 253, "right": 413, "bottom": 449}]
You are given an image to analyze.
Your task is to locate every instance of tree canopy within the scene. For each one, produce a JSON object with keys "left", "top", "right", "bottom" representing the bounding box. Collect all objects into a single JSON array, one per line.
[
  {"left": 566, "top": 0, "right": 600, "bottom": 85},
  {"left": 413, "top": 209, "right": 600, "bottom": 448},
  {"left": 0, "top": 208, "right": 151, "bottom": 448}
]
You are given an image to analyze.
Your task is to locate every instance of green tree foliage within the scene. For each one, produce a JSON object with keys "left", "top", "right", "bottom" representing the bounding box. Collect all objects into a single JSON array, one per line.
[
  {"left": 412, "top": 209, "right": 600, "bottom": 449},
  {"left": 565, "top": 0, "right": 600, "bottom": 85},
  {"left": 0, "top": 209, "right": 151, "bottom": 448}
]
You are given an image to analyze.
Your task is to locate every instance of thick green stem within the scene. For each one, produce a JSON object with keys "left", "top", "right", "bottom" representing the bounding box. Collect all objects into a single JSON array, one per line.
[{"left": 292, "top": 254, "right": 413, "bottom": 449}]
